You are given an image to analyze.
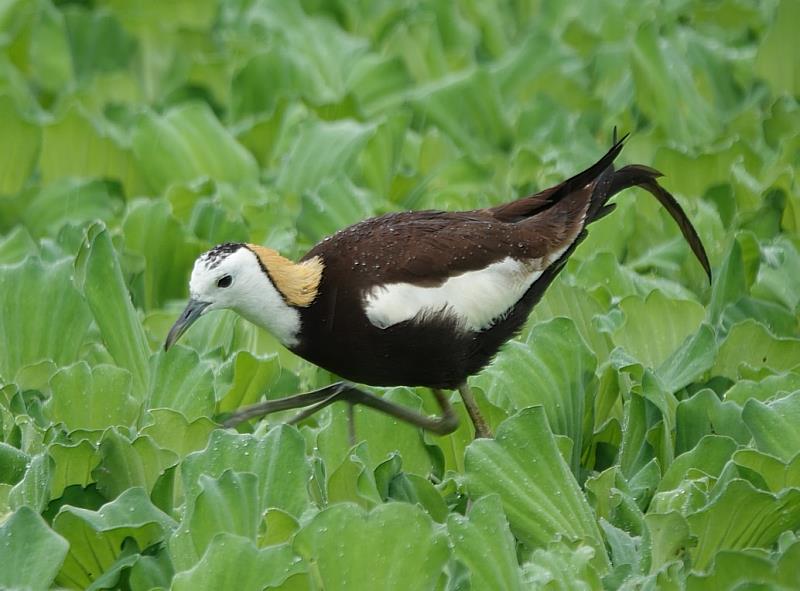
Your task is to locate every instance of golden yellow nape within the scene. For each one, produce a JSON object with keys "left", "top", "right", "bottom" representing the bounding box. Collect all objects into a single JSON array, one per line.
[{"left": 247, "top": 244, "right": 323, "bottom": 307}]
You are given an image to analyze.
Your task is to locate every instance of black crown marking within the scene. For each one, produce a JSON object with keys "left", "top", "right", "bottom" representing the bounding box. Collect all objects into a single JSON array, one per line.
[{"left": 201, "top": 242, "right": 244, "bottom": 270}]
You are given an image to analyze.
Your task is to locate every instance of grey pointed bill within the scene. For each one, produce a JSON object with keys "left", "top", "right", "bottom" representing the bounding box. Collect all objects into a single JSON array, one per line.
[{"left": 164, "top": 299, "right": 210, "bottom": 350}]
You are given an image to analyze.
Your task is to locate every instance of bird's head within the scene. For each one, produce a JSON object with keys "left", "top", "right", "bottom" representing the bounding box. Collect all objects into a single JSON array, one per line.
[{"left": 164, "top": 243, "right": 323, "bottom": 350}]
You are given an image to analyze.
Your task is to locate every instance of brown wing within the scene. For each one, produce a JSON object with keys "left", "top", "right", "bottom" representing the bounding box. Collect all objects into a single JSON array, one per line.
[
  {"left": 300, "top": 132, "right": 710, "bottom": 315},
  {"left": 302, "top": 210, "right": 564, "bottom": 288},
  {"left": 299, "top": 140, "right": 630, "bottom": 291}
]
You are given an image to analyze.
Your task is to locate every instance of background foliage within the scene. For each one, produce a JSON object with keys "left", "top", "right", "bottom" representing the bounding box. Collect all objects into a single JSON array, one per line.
[{"left": 1, "top": 0, "right": 799, "bottom": 589}]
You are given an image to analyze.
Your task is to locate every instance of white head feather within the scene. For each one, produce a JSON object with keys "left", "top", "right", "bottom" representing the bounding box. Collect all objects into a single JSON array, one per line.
[{"left": 189, "top": 246, "right": 302, "bottom": 347}]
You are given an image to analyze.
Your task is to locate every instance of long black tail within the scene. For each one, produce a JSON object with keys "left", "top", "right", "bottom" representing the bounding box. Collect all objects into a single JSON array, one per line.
[
  {"left": 596, "top": 163, "right": 712, "bottom": 282},
  {"left": 471, "top": 136, "right": 712, "bottom": 378},
  {"left": 490, "top": 134, "right": 712, "bottom": 281},
  {"left": 578, "top": 133, "right": 711, "bottom": 282}
]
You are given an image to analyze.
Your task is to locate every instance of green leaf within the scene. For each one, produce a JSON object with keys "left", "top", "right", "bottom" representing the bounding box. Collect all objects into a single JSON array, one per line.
[
  {"left": 1, "top": 178, "right": 124, "bottom": 239},
  {"left": 172, "top": 534, "right": 303, "bottom": 591},
  {"left": 83, "top": 544, "right": 141, "bottom": 591},
  {"left": 0, "top": 506, "right": 69, "bottom": 591},
  {"left": 316, "top": 388, "right": 434, "bottom": 478},
  {"left": 686, "top": 549, "right": 780, "bottom": 591},
  {"left": 63, "top": 6, "right": 136, "bottom": 81},
  {"left": 9, "top": 452, "right": 50, "bottom": 511},
  {"left": 447, "top": 494, "right": 524, "bottom": 591},
  {"left": 128, "top": 551, "right": 174, "bottom": 591},
  {"left": 586, "top": 463, "right": 639, "bottom": 534},
  {"left": 572, "top": 251, "right": 636, "bottom": 298},
  {"left": 687, "top": 479, "right": 800, "bottom": 571},
  {"left": 75, "top": 223, "right": 151, "bottom": 398},
  {"left": 132, "top": 103, "right": 259, "bottom": 193},
  {"left": 656, "top": 325, "right": 716, "bottom": 393},
  {"left": 185, "top": 197, "right": 250, "bottom": 247},
  {"left": 465, "top": 407, "right": 608, "bottom": 571},
  {"left": 630, "top": 22, "right": 717, "bottom": 145},
  {"left": 181, "top": 427, "right": 310, "bottom": 517},
  {"left": 733, "top": 449, "right": 800, "bottom": 493},
  {"left": 230, "top": 49, "right": 312, "bottom": 120},
  {"left": 743, "top": 391, "right": 800, "bottom": 462},
  {"left": 39, "top": 104, "right": 147, "bottom": 196},
  {"left": 0, "top": 257, "right": 92, "bottom": 383},
  {"left": 0, "top": 94, "right": 40, "bottom": 194},
  {"left": 644, "top": 511, "right": 692, "bottom": 574},
  {"left": 297, "top": 174, "right": 379, "bottom": 242},
  {"left": 617, "top": 368, "right": 676, "bottom": 480},
  {"left": 260, "top": 508, "right": 300, "bottom": 547},
  {"left": 121, "top": 199, "right": 203, "bottom": 310},
  {"left": 428, "top": 389, "right": 504, "bottom": 474},
  {"left": 276, "top": 118, "right": 376, "bottom": 195},
  {"left": 521, "top": 541, "right": 603, "bottom": 590},
  {"left": 53, "top": 487, "right": 176, "bottom": 589},
  {"left": 475, "top": 318, "right": 596, "bottom": 473},
  {"left": 675, "top": 389, "right": 749, "bottom": 454},
  {"left": 527, "top": 280, "right": 613, "bottom": 362},
  {"left": 613, "top": 290, "right": 705, "bottom": 370},
  {"left": 0, "top": 225, "right": 37, "bottom": 264},
  {"left": 723, "top": 296, "right": 800, "bottom": 339},
  {"left": 139, "top": 409, "right": 216, "bottom": 457},
  {"left": 99, "top": 0, "right": 218, "bottom": 31},
  {"left": 754, "top": 0, "right": 800, "bottom": 96},
  {"left": 28, "top": 1, "right": 72, "bottom": 92},
  {"left": 600, "top": 518, "right": 642, "bottom": 580},
  {"left": 46, "top": 362, "right": 140, "bottom": 432},
  {"left": 412, "top": 67, "right": 512, "bottom": 156},
  {"left": 656, "top": 435, "right": 738, "bottom": 494},
  {"left": 217, "top": 351, "right": 280, "bottom": 413},
  {"left": 293, "top": 503, "right": 449, "bottom": 591},
  {"left": 386, "top": 472, "right": 449, "bottom": 523},
  {"left": 0, "top": 441, "right": 28, "bottom": 484},
  {"left": 325, "top": 442, "right": 382, "bottom": 509},
  {"left": 355, "top": 111, "right": 410, "bottom": 195},
  {"left": 725, "top": 371, "right": 800, "bottom": 405},
  {"left": 148, "top": 347, "right": 215, "bottom": 421},
  {"left": 751, "top": 236, "right": 800, "bottom": 314},
  {"left": 707, "top": 236, "right": 748, "bottom": 325},
  {"left": 93, "top": 429, "right": 178, "bottom": 498},
  {"left": 170, "top": 470, "right": 261, "bottom": 572},
  {"left": 4, "top": 3, "right": 800, "bottom": 588},
  {"left": 48, "top": 440, "right": 101, "bottom": 499},
  {"left": 713, "top": 320, "right": 800, "bottom": 379}
]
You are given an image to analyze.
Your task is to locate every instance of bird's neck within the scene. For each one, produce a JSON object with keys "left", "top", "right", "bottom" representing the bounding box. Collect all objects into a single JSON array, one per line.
[
  {"left": 247, "top": 245, "right": 323, "bottom": 307},
  {"left": 232, "top": 245, "right": 324, "bottom": 348},
  {"left": 234, "top": 281, "right": 302, "bottom": 348}
]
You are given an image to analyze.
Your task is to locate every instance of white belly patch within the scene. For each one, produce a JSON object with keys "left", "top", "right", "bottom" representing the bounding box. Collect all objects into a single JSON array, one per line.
[{"left": 363, "top": 257, "right": 543, "bottom": 332}]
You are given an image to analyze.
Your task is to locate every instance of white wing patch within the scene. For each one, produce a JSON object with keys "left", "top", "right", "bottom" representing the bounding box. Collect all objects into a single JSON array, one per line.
[{"left": 363, "top": 257, "right": 543, "bottom": 332}]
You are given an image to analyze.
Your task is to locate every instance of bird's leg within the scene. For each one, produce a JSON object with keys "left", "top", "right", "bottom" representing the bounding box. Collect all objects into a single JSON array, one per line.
[
  {"left": 284, "top": 389, "right": 351, "bottom": 425},
  {"left": 222, "top": 382, "right": 348, "bottom": 428},
  {"left": 457, "top": 382, "right": 493, "bottom": 438},
  {"left": 290, "top": 386, "right": 459, "bottom": 436},
  {"left": 222, "top": 381, "right": 460, "bottom": 436},
  {"left": 341, "top": 387, "right": 459, "bottom": 435}
]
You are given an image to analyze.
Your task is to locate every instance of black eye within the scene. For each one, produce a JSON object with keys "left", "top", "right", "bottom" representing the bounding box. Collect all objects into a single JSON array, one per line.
[{"left": 217, "top": 275, "right": 232, "bottom": 288}]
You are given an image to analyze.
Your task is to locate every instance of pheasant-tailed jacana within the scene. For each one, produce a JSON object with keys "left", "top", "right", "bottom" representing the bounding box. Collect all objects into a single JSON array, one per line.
[{"left": 165, "top": 135, "right": 711, "bottom": 438}]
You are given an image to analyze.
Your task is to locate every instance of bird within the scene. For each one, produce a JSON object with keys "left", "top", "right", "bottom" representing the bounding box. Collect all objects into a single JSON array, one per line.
[{"left": 165, "top": 135, "right": 711, "bottom": 438}]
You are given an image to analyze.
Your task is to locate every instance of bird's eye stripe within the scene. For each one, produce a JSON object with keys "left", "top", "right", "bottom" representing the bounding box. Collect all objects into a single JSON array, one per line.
[{"left": 217, "top": 275, "right": 232, "bottom": 288}]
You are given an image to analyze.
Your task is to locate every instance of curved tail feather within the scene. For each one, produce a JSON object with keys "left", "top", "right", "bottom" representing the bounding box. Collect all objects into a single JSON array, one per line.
[
  {"left": 489, "top": 134, "right": 712, "bottom": 281},
  {"left": 603, "top": 164, "right": 712, "bottom": 281}
]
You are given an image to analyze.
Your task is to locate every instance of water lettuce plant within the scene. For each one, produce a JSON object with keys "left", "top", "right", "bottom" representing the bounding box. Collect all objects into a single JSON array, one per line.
[{"left": 1, "top": 0, "right": 799, "bottom": 589}]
